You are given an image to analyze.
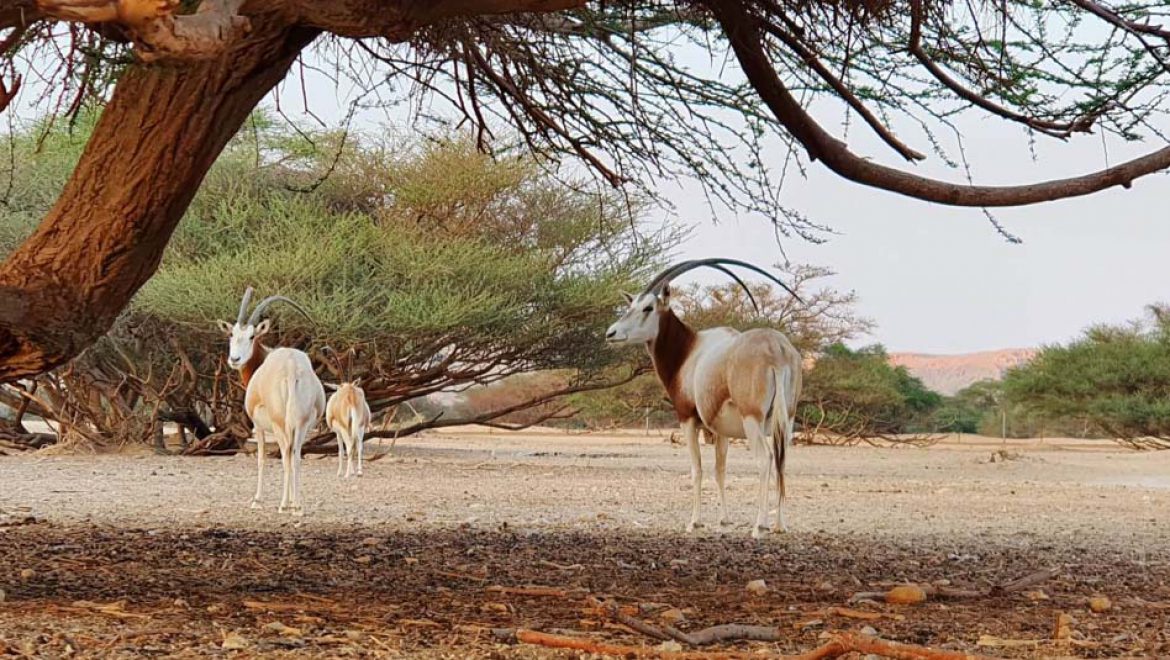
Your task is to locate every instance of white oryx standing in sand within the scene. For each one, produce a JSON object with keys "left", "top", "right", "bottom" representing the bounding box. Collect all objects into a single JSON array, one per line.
[
  {"left": 605, "top": 259, "right": 803, "bottom": 538},
  {"left": 219, "top": 288, "right": 325, "bottom": 515},
  {"left": 325, "top": 379, "right": 371, "bottom": 478}
]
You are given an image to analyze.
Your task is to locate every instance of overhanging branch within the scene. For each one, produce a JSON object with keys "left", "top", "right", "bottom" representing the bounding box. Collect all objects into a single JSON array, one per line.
[
  {"left": 33, "top": 0, "right": 250, "bottom": 61},
  {"left": 709, "top": 0, "right": 1170, "bottom": 207}
]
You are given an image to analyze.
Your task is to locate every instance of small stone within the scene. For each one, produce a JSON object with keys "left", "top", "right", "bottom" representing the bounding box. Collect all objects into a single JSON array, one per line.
[
  {"left": 1053, "top": 612, "right": 1075, "bottom": 640},
  {"left": 19, "top": 569, "right": 34, "bottom": 580},
  {"left": 404, "top": 557, "right": 418, "bottom": 566},
  {"left": 361, "top": 537, "right": 381, "bottom": 547},
  {"left": 264, "top": 621, "right": 303, "bottom": 637},
  {"left": 860, "top": 626, "right": 878, "bottom": 636},
  {"left": 173, "top": 598, "right": 189, "bottom": 608},
  {"left": 1088, "top": 596, "right": 1112, "bottom": 613},
  {"left": 344, "top": 630, "right": 364, "bottom": 641},
  {"left": 221, "top": 632, "right": 250, "bottom": 650},
  {"left": 207, "top": 603, "right": 226, "bottom": 614},
  {"left": 659, "top": 608, "right": 686, "bottom": 624},
  {"left": 746, "top": 579, "right": 768, "bottom": 596},
  {"left": 355, "top": 555, "right": 372, "bottom": 565},
  {"left": 656, "top": 641, "right": 684, "bottom": 653},
  {"left": 1024, "top": 590, "right": 1049, "bottom": 601},
  {"left": 885, "top": 585, "right": 927, "bottom": 605}
]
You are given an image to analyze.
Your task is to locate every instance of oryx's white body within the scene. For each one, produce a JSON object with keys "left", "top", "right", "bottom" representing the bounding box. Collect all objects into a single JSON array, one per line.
[
  {"left": 606, "top": 260, "right": 803, "bottom": 538},
  {"left": 221, "top": 289, "right": 325, "bottom": 516},
  {"left": 326, "top": 382, "right": 371, "bottom": 478}
]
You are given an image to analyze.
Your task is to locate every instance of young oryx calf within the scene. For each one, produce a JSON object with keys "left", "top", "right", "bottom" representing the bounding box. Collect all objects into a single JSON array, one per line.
[
  {"left": 325, "top": 380, "right": 371, "bottom": 478},
  {"left": 219, "top": 287, "right": 325, "bottom": 516},
  {"left": 605, "top": 258, "right": 803, "bottom": 538}
]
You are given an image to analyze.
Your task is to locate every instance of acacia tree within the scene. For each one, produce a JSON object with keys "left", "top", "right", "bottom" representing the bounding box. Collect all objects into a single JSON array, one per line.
[
  {"left": 1002, "top": 309, "right": 1170, "bottom": 449},
  {"left": 2, "top": 0, "right": 1170, "bottom": 380},
  {"left": 0, "top": 115, "right": 668, "bottom": 449}
]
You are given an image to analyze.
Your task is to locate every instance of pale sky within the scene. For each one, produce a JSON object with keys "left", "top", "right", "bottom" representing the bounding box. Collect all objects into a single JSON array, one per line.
[{"left": 266, "top": 56, "right": 1170, "bottom": 355}]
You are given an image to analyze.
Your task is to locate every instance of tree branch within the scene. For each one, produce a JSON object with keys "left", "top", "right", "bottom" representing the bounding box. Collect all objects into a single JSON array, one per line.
[
  {"left": 709, "top": 0, "right": 1170, "bottom": 207},
  {"left": 761, "top": 21, "right": 924, "bottom": 161},
  {"left": 33, "top": 0, "right": 250, "bottom": 61},
  {"left": 907, "top": 0, "right": 1096, "bottom": 139}
]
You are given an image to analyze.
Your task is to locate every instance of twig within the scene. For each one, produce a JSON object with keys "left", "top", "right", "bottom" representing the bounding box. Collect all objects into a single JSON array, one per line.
[
  {"left": 991, "top": 567, "right": 1063, "bottom": 595},
  {"left": 486, "top": 585, "right": 580, "bottom": 597},
  {"left": 849, "top": 568, "right": 1062, "bottom": 604},
  {"left": 496, "top": 628, "right": 1001, "bottom": 659}
]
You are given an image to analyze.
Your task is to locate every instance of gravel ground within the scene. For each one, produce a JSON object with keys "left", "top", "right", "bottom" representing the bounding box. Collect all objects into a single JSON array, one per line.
[
  {"left": 2, "top": 429, "right": 1168, "bottom": 548},
  {"left": 1, "top": 430, "right": 1168, "bottom": 658}
]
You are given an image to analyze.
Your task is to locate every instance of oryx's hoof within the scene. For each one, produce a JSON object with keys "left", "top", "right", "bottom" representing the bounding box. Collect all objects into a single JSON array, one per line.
[
  {"left": 250, "top": 500, "right": 262, "bottom": 510},
  {"left": 290, "top": 507, "right": 305, "bottom": 518},
  {"left": 751, "top": 526, "right": 767, "bottom": 539},
  {"left": 685, "top": 521, "right": 703, "bottom": 533}
]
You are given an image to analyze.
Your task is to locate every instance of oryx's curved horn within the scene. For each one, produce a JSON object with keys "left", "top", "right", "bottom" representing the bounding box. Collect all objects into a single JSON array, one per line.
[
  {"left": 643, "top": 258, "right": 804, "bottom": 307},
  {"left": 236, "top": 286, "right": 255, "bottom": 325},
  {"left": 248, "top": 295, "right": 314, "bottom": 326}
]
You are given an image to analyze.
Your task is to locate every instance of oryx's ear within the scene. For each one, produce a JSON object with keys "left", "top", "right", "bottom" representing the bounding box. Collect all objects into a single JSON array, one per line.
[
  {"left": 323, "top": 382, "right": 339, "bottom": 392},
  {"left": 620, "top": 291, "right": 635, "bottom": 305},
  {"left": 660, "top": 284, "right": 672, "bottom": 301},
  {"left": 217, "top": 320, "right": 234, "bottom": 335},
  {"left": 255, "top": 319, "right": 272, "bottom": 337},
  {"left": 352, "top": 377, "right": 363, "bottom": 389}
]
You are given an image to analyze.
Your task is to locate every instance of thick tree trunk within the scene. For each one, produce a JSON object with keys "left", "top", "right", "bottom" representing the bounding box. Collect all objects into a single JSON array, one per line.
[{"left": 0, "top": 17, "right": 318, "bottom": 382}]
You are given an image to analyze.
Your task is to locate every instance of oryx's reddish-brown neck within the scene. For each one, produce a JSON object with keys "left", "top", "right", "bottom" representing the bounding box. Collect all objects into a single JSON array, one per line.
[
  {"left": 239, "top": 340, "right": 269, "bottom": 388},
  {"left": 648, "top": 308, "right": 697, "bottom": 405}
]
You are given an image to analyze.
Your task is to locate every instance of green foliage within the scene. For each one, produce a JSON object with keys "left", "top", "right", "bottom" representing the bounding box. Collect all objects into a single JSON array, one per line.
[
  {"left": 1002, "top": 312, "right": 1170, "bottom": 445},
  {"left": 799, "top": 344, "right": 941, "bottom": 440},
  {"left": 931, "top": 380, "right": 1002, "bottom": 434},
  {"left": 0, "top": 113, "right": 676, "bottom": 441}
]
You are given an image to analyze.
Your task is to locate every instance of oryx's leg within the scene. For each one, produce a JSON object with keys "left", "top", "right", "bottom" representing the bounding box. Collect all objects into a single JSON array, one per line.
[
  {"left": 277, "top": 435, "right": 292, "bottom": 513},
  {"left": 355, "top": 430, "right": 364, "bottom": 477},
  {"left": 683, "top": 419, "right": 702, "bottom": 533},
  {"left": 251, "top": 429, "right": 265, "bottom": 509},
  {"left": 336, "top": 429, "right": 346, "bottom": 478},
  {"left": 773, "top": 419, "right": 793, "bottom": 533},
  {"left": 714, "top": 433, "right": 729, "bottom": 526},
  {"left": 344, "top": 433, "right": 356, "bottom": 478},
  {"left": 290, "top": 426, "right": 306, "bottom": 516},
  {"left": 743, "top": 417, "right": 774, "bottom": 539}
]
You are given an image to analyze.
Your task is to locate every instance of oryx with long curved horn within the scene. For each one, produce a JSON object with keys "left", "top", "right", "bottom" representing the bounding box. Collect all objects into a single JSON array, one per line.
[
  {"left": 218, "top": 287, "right": 326, "bottom": 515},
  {"left": 605, "top": 259, "right": 803, "bottom": 537}
]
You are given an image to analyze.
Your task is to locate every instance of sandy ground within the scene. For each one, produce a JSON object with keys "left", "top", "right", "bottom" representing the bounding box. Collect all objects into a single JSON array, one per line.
[
  {"left": 1, "top": 430, "right": 1169, "bottom": 658},
  {"left": 2, "top": 429, "right": 1169, "bottom": 547}
]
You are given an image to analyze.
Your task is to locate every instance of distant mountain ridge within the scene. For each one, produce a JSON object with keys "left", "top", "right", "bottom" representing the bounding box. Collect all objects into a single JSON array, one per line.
[{"left": 888, "top": 349, "right": 1037, "bottom": 395}]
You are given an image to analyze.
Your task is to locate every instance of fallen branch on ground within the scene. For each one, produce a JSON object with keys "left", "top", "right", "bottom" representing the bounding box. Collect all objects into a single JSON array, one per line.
[
  {"left": 487, "top": 585, "right": 583, "bottom": 598},
  {"left": 493, "top": 628, "right": 1002, "bottom": 659},
  {"left": 850, "top": 568, "right": 1062, "bottom": 604},
  {"left": 593, "top": 597, "right": 786, "bottom": 647}
]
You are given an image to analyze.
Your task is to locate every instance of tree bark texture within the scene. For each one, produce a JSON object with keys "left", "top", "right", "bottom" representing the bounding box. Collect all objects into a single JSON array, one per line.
[{"left": 0, "top": 15, "right": 318, "bottom": 381}]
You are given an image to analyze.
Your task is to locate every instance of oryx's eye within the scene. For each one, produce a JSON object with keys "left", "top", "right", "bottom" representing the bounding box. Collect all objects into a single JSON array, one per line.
[{"left": 642, "top": 306, "right": 653, "bottom": 313}]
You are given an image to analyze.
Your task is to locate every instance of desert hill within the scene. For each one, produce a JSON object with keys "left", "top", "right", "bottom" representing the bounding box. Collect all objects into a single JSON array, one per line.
[{"left": 888, "top": 349, "right": 1036, "bottom": 395}]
